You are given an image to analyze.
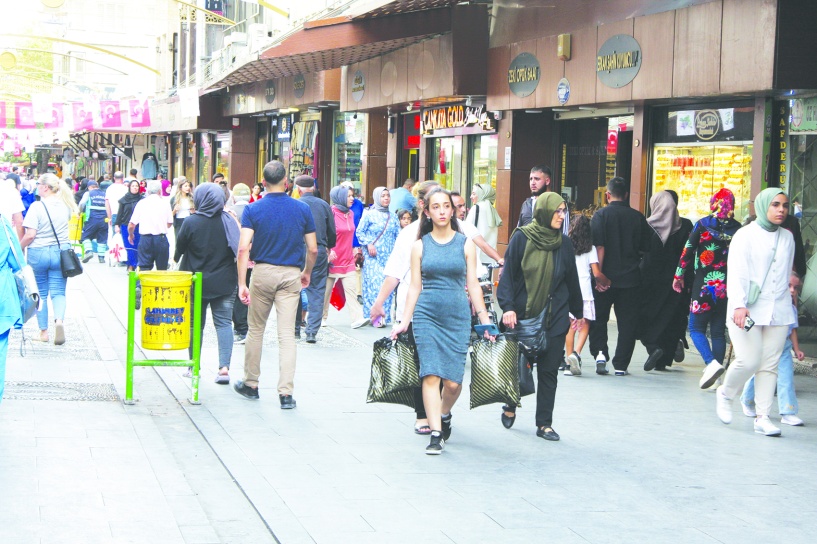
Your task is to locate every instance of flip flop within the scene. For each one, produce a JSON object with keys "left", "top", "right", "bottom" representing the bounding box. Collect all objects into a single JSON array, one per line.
[{"left": 414, "top": 425, "right": 432, "bottom": 435}]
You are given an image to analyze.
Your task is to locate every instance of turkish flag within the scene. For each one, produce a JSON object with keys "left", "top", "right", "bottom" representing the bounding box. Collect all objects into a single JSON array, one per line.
[
  {"left": 128, "top": 99, "right": 151, "bottom": 128},
  {"left": 100, "top": 100, "right": 122, "bottom": 128},
  {"left": 72, "top": 102, "right": 93, "bottom": 131},
  {"left": 15, "top": 102, "right": 35, "bottom": 129}
]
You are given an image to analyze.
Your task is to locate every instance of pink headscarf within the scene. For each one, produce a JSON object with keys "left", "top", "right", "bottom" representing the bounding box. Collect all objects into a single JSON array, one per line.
[{"left": 710, "top": 188, "right": 735, "bottom": 220}]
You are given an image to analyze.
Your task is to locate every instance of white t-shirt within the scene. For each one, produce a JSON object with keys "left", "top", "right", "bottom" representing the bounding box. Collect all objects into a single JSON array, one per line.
[
  {"left": 105, "top": 182, "right": 129, "bottom": 217},
  {"left": 383, "top": 219, "right": 479, "bottom": 322},
  {"left": 0, "top": 185, "right": 25, "bottom": 221},
  {"left": 575, "top": 246, "right": 599, "bottom": 301}
]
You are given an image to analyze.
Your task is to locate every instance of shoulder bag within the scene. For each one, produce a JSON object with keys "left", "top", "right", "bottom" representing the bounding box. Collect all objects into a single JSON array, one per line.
[
  {"left": 747, "top": 230, "right": 779, "bottom": 306},
  {"left": 42, "top": 203, "right": 83, "bottom": 278},
  {"left": 1, "top": 218, "right": 40, "bottom": 324},
  {"left": 511, "top": 244, "right": 562, "bottom": 356}
]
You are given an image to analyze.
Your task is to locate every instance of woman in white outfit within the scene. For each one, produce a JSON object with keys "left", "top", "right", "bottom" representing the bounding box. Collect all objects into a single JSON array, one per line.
[
  {"left": 715, "top": 188, "right": 795, "bottom": 437},
  {"left": 466, "top": 183, "right": 502, "bottom": 264}
]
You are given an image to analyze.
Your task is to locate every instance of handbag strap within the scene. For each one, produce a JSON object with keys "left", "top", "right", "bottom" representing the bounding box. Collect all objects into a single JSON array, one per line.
[
  {"left": 41, "top": 201, "right": 62, "bottom": 246},
  {"left": 1, "top": 216, "right": 24, "bottom": 270},
  {"left": 371, "top": 213, "right": 391, "bottom": 246},
  {"left": 758, "top": 230, "right": 780, "bottom": 293}
]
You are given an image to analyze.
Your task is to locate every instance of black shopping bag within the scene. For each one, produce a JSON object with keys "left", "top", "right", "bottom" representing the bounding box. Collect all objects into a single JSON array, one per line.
[
  {"left": 518, "top": 349, "right": 536, "bottom": 397},
  {"left": 469, "top": 334, "right": 521, "bottom": 409}
]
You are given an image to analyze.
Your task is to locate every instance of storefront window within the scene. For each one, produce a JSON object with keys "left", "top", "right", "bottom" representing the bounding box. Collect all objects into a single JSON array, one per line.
[
  {"left": 431, "top": 137, "right": 462, "bottom": 191},
  {"left": 185, "top": 133, "right": 196, "bottom": 183},
  {"left": 216, "top": 132, "right": 231, "bottom": 182},
  {"left": 471, "top": 134, "right": 498, "bottom": 190},
  {"left": 173, "top": 135, "right": 183, "bottom": 180},
  {"left": 199, "top": 132, "right": 212, "bottom": 185},
  {"left": 651, "top": 103, "right": 755, "bottom": 222},
  {"left": 289, "top": 119, "right": 319, "bottom": 181},
  {"left": 333, "top": 112, "right": 366, "bottom": 189}
]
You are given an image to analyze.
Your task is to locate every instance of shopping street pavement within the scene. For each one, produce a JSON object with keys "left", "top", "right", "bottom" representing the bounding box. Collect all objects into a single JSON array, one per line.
[{"left": 3, "top": 259, "right": 817, "bottom": 544}]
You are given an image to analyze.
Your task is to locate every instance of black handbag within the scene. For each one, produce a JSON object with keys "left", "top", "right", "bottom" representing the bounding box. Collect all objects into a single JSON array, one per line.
[
  {"left": 366, "top": 333, "right": 419, "bottom": 409},
  {"left": 517, "top": 349, "right": 536, "bottom": 397},
  {"left": 469, "top": 334, "right": 521, "bottom": 409},
  {"left": 43, "top": 203, "right": 83, "bottom": 278}
]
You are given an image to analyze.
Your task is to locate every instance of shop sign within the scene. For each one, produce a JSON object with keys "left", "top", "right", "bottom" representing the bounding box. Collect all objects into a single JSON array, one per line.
[
  {"left": 596, "top": 34, "right": 642, "bottom": 88},
  {"left": 557, "top": 78, "right": 570, "bottom": 105},
  {"left": 778, "top": 102, "right": 790, "bottom": 187},
  {"left": 351, "top": 70, "right": 365, "bottom": 102},
  {"left": 421, "top": 104, "right": 497, "bottom": 137},
  {"left": 508, "top": 53, "right": 540, "bottom": 98},
  {"left": 277, "top": 116, "right": 291, "bottom": 140},
  {"left": 791, "top": 97, "right": 817, "bottom": 133},
  {"left": 264, "top": 81, "right": 276, "bottom": 104},
  {"left": 694, "top": 110, "right": 720, "bottom": 140},
  {"left": 294, "top": 74, "right": 305, "bottom": 98}
]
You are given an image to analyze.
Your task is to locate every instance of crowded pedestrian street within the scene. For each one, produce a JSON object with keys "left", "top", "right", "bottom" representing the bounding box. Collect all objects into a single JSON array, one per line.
[{"left": 2, "top": 261, "right": 817, "bottom": 544}]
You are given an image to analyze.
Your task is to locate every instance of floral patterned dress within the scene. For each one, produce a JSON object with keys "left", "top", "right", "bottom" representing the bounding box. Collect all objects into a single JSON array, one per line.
[
  {"left": 674, "top": 215, "right": 741, "bottom": 314},
  {"left": 356, "top": 209, "right": 400, "bottom": 323}
]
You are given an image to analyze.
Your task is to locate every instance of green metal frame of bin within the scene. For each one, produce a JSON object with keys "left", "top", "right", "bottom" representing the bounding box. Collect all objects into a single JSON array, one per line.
[{"left": 125, "top": 271, "right": 203, "bottom": 405}]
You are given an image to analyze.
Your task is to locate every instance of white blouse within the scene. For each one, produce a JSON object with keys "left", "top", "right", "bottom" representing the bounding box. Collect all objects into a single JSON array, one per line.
[{"left": 726, "top": 221, "right": 795, "bottom": 326}]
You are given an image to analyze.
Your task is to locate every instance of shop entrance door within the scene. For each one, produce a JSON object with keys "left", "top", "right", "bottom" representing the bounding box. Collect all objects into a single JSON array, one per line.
[{"left": 557, "top": 116, "right": 633, "bottom": 210}]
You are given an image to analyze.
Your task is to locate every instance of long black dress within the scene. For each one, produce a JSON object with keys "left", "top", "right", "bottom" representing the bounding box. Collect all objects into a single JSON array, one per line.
[{"left": 639, "top": 221, "right": 694, "bottom": 369}]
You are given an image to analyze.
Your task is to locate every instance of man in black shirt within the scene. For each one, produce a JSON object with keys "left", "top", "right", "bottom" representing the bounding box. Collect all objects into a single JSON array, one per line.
[
  {"left": 589, "top": 177, "right": 651, "bottom": 376},
  {"left": 296, "top": 175, "right": 336, "bottom": 343}
]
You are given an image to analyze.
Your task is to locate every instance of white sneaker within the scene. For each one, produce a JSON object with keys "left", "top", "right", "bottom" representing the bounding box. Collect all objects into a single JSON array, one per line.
[
  {"left": 754, "top": 416, "right": 782, "bottom": 436},
  {"left": 699, "top": 360, "right": 725, "bottom": 389},
  {"left": 595, "top": 353, "right": 609, "bottom": 375},
  {"left": 351, "top": 318, "right": 371, "bottom": 329},
  {"left": 567, "top": 352, "right": 582, "bottom": 376},
  {"left": 741, "top": 401, "right": 757, "bottom": 417},
  {"left": 715, "top": 386, "right": 733, "bottom": 424},
  {"left": 781, "top": 414, "right": 804, "bottom": 426}
]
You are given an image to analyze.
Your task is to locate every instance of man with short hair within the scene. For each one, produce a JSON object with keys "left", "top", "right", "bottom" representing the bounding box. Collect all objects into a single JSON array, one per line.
[
  {"left": 295, "top": 175, "right": 336, "bottom": 343},
  {"left": 451, "top": 191, "right": 504, "bottom": 264},
  {"left": 233, "top": 161, "right": 318, "bottom": 407},
  {"left": 517, "top": 165, "right": 552, "bottom": 228},
  {"left": 589, "top": 176, "right": 651, "bottom": 376},
  {"left": 105, "top": 171, "right": 129, "bottom": 231},
  {"left": 388, "top": 178, "right": 416, "bottom": 214},
  {"left": 7, "top": 166, "right": 21, "bottom": 187},
  {"left": 128, "top": 180, "right": 174, "bottom": 271},
  {"left": 127, "top": 168, "right": 138, "bottom": 182}
]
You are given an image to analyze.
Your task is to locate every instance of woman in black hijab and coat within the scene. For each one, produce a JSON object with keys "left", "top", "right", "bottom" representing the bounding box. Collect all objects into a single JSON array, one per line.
[
  {"left": 496, "top": 193, "right": 584, "bottom": 441},
  {"left": 639, "top": 190, "right": 694, "bottom": 371},
  {"left": 175, "top": 182, "right": 240, "bottom": 384}
]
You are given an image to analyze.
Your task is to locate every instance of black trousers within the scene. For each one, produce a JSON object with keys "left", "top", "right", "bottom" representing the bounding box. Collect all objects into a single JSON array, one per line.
[
  {"left": 137, "top": 234, "right": 169, "bottom": 271},
  {"left": 508, "top": 332, "right": 567, "bottom": 428},
  {"left": 589, "top": 286, "right": 641, "bottom": 371}
]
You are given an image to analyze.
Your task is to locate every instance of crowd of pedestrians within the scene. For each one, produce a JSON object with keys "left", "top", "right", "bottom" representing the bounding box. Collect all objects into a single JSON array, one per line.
[{"left": 0, "top": 162, "right": 809, "bottom": 446}]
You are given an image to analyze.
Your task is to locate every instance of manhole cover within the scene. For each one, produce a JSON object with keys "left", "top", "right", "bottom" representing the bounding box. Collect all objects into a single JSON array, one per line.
[{"left": 3, "top": 381, "right": 119, "bottom": 401}]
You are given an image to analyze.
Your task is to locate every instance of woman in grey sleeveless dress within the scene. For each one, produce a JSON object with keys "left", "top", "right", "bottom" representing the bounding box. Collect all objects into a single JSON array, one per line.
[{"left": 392, "top": 188, "right": 495, "bottom": 455}]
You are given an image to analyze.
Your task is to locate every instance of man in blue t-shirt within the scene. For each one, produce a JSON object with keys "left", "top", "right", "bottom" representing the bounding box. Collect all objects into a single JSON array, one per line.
[
  {"left": 388, "top": 178, "right": 416, "bottom": 214},
  {"left": 233, "top": 161, "right": 318, "bottom": 408}
]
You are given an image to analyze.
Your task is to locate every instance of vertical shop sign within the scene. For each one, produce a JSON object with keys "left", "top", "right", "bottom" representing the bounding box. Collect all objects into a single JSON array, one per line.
[{"left": 778, "top": 101, "right": 790, "bottom": 188}]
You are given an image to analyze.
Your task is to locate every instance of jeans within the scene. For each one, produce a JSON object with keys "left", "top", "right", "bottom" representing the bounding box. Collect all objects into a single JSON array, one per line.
[
  {"left": 689, "top": 303, "right": 727, "bottom": 365},
  {"left": 232, "top": 268, "right": 252, "bottom": 336},
  {"left": 722, "top": 323, "right": 788, "bottom": 418},
  {"left": 27, "top": 244, "right": 68, "bottom": 331},
  {"left": 304, "top": 247, "right": 328, "bottom": 335},
  {"left": 243, "top": 264, "right": 301, "bottom": 394},
  {"left": 741, "top": 338, "right": 799, "bottom": 415},
  {"left": 137, "top": 234, "right": 169, "bottom": 270},
  {"left": 189, "top": 288, "right": 236, "bottom": 370},
  {"left": 0, "top": 329, "right": 9, "bottom": 403}
]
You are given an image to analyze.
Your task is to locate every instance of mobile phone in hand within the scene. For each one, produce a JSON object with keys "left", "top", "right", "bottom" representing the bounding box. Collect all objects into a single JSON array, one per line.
[
  {"left": 743, "top": 316, "right": 755, "bottom": 332},
  {"left": 474, "top": 323, "right": 501, "bottom": 336}
]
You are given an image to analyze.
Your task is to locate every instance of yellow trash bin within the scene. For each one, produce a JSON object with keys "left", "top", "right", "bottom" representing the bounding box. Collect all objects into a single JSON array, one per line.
[
  {"left": 140, "top": 271, "right": 192, "bottom": 350},
  {"left": 68, "top": 213, "right": 83, "bottom": 243}
]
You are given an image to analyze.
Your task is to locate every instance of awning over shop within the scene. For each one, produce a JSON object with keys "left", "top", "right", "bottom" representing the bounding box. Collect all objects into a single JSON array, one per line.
[{"left": 204, "top": 6, "right": 454, "bottom": 90}]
